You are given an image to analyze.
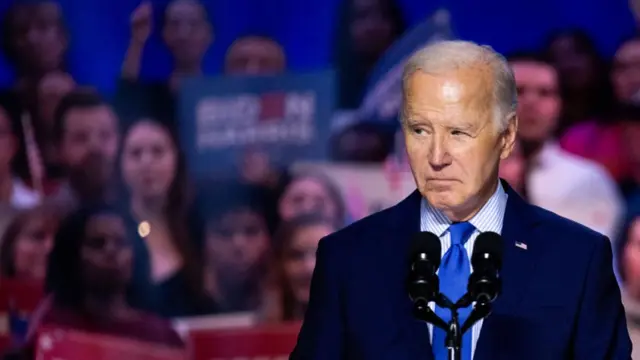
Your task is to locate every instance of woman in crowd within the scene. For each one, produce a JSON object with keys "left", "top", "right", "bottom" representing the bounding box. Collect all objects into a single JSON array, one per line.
[
  {"left": 560, "top": 36, "right": 639, "bottom": 182},
  {"left": 119, "top": 118, "right": 212, "bottom": 317},
  {"left": 333, "top": 0, "right": 406, "bottom": 109},
  {"left": 11, "top": 205, "right": 185, "bottom": 360},
  {"left": 261, "top": 214, "right": 336, "bottom": 322},
  {"left": 616, "top": 215, "right": 640, "bottom": 358},
  {"left": 0, "top": 206, "right": 58, "bottom": 281},
  {"left": 201, "top": 181, "right": 272, "bottom": 313},
  {"left": 276, "top": 171, "right": 346, "bottom": 228}
]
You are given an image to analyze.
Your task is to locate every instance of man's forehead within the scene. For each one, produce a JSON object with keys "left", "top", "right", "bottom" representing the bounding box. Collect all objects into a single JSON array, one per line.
[{"left": 404, "top": 69, "right": 494, "bottom": 116}]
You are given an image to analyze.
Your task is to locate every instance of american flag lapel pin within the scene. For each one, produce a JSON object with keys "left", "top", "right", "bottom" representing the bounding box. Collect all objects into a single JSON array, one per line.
[{"left": 515, "top": 242, "right": 528, "bottom": 250}]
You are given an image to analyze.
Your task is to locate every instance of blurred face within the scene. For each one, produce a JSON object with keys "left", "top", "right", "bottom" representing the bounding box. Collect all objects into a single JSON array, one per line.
[
  {"left": 12, "top": 213, "right": 56, "bottom": 280},
  {"left": 402, "top": 69, "right": 516, "bottom": 221},
  {"left": 336, "top": 129, "right": 387, "bottom": 162},
  {"left": 81, "top": 213, "right": 133, "bottom": 293},
  {"left": 612, "top": 40, "right": 640, "bottom": 102},
  {"left": 499, "top": 140, "right": 524, "bottom": 193},
  {"left": 511, "top": 61, "right": 561, "bottom": 143},
  {"left": 283, "top": 223, "right": 333, "bottom": 304},
  {"left": 162, "top": 0, "right": 211, "bottom": 67},
  {"left": 60, "top": 105, "right": 119, "bottom": 172},
  {"left": 0, "top": 108, "right": 17, "bottom": 174},
  {"left": 206, "top": 209, "right": 270, "bottom": 279},
  {"left": 279, "top": 177, "right": 340, "bottom": 222},
  {"left": 225, "top": 37, "right": 286, "bottom": 75},
  {"left": 7, "top": 2, "right": 66, "bottom": 74},
  {"left": 350, "top": 0, "right": 397, "bottom": 59},
  {"left": 622, "top": 122, "right": 640, "bottom": 182},
  {"left": 121, "top": 121, "right": 177, "bottom": 200},
  {"left": 547, "top": 36, "right": 596, "bottom": 89},
  {"left": 38, "top": 72, "right": 75, "bottom": 124},
  {"left": 623, "top": 218, "right": 640, "bottom": 298}
]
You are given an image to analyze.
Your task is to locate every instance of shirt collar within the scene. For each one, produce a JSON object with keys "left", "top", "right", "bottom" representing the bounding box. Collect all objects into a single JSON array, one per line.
[{"left": 420, "top": 180, "right": 508, "bottom": 236}]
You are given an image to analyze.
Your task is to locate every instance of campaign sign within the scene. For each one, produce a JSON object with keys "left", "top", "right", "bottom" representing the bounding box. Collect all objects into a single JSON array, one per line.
[
  {"left": 188, "top": 322, "right": 301, "bottom": 360},
  {"left": 35, "top": 327, "right": 188, "bottom": 360},
  {"left": 358, "top": 8, "right": 455, "bottom": 123},
  {"left": 179, "top": 72, "right": 335, "bottom": 176}
]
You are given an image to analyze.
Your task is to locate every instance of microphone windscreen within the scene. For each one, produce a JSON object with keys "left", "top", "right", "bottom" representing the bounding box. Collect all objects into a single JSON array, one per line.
[
  {"left": 409, "top": 232, "right": 442, "bottom": 268},
  {"left": 472, "top": 231, "right": 503, "bottom": 267}
]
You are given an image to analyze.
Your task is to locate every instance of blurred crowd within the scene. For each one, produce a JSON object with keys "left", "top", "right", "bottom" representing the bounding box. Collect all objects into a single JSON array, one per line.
[{"left": 0, "top": 0, "right": 640, "bottom": 357}]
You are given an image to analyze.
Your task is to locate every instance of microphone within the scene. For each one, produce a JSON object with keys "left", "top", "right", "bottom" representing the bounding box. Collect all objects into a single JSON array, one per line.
[
  {"left": 459, "top": 231, "right": 503, "bottom": 334},
  {"left": 407, "top": 232, "right": 448, "bottom": 329},
  {"left": 468, "top": 231, "right": 503, "bottom": 304}
]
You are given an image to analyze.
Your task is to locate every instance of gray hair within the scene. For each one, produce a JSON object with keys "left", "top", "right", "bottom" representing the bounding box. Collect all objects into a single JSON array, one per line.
[{"left": 401, "top": 40, "right": 517, "bottom": 132}]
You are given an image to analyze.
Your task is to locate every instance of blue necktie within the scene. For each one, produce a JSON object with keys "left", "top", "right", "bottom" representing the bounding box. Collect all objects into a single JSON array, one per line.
[{"left": 433, "top": 222, "right": 475, "bottom": 360}]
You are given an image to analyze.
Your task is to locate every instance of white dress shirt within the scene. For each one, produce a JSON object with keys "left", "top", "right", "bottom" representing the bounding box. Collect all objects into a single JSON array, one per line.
[
  {"left": 528, "top": 142, "right": 623, "bottom": 239},
  {"left": 420, "top": 181, "right": 508, "bottom": 358}
]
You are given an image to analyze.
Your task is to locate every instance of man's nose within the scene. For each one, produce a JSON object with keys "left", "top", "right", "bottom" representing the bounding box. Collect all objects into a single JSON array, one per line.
[{"left": 428, "top": 135, "right": 451, "bottom": 169}]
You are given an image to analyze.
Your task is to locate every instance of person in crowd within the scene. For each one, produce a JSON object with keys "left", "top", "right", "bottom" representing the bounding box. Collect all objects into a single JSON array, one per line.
[
  {"left": 276, "top": 171, "right": 346, "bottom": 227},
  {"left": 224, "top": 34, "right": 286, "bottom": 75},
  {"left": 10, "top": 204, "right": 185, "bottom": 360},
  {"left": 333, "top": 0, "right": 406, "bottom": 109},
  {"left": 261, "top": 214, "right": 336, "bottom": 323},
  {"left": 509, "top": 52, "right": 624, "bottom": 239},
  {"left": 1, "top": 0, "right": 69, "bottom": 93},
  {"left": 618, "top": 104, "right": 640, "bottom": 212},
  {"left": 0, "top": 206, "right": 58, "bottom": 281},
  {"left": 34, "top": 72, "right": 76, "bottom": 180},
  {"left": 544, "top": 29, "right": 613, "bottom": 132},
  {"left": 331, "top": 121, "right": 394, "bottom": 163},
  {"left": 201, "top": 181, "right": 272, "bottom": 313},
  {"left": 47, "top": 89, "right": 120, "bottom": 212},
  {"left": 559, "top": 36, "right": 640, "bottom": 182},
  {"left": 0, "top": 105, "right": 40, "bottom": 210},
  {"left": 119, "top": 118, "right": 212, "bottom": 317},
  {"left": 498, "top": 139, "right": 525, "bottom": 195},
  {"left": 116, "top": 0, "right": 212, "bottom": 126},
  {"left": 616, "top": 215, "right": 640, "bottom": 359}
]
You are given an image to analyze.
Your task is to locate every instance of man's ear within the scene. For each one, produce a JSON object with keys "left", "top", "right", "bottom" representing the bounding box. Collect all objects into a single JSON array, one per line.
[{"left": 499, "top": 113, "right": 518, "bottom": 160}]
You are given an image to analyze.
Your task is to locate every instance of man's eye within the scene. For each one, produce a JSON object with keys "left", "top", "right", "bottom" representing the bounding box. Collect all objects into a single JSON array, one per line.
[{"left": 452, "top": 130, "right": 468, "bottom": 136}]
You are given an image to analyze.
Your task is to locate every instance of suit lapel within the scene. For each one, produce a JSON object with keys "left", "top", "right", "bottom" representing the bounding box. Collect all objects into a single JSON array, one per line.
[
  {"left": 474, "top": 181, "right": 543, "bottom": 360},
  {"left": 377, "top": 190, "right": 434, "bottom": 359}
]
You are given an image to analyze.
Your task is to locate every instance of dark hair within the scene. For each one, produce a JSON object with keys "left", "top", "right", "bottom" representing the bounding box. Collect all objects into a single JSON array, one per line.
[
  {"left": 616, "top": 215, "right": 640, "bottom": 283},
  {"left": 331, "top": 121, "right": 395, "bottom": 162},
  {"left": 544, "top": 29, "right": 601, "bottom": 60},
  {"left": 610, "top": 102, "right": 640, "bottom": 123},
  {"left": 333, "top": 0, "right": 406, "bottom": 108},
  {"left": 200, "top": 180, "right": 270, "bottom": 226},
  {"left": 119, "top": 118, "right": 209, "bottom": 305},
  {"left": 270, "top": 213, "right": 336, "bottom": 320},
  {"left": 161, "top": 0, "right": 211, "bottom": 29},
  {"left": 506, "top": 51, "right": 553, "bottom": 66},
  {"left": 0, "top": 207, "right": 59, "bottom": 277},
  {"left": 45, "top": 203, "right": 129, "bottom": 307},
  {"left": 52, "top": 88, "right": 112, "bottom": 144},
  {"left": 1, "top": 0, "right": 67, "bottom": 71}
]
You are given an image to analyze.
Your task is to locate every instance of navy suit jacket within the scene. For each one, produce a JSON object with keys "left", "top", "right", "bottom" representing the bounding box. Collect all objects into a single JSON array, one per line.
[{"left": 291, "top": 183, "right": 632, "bottom": 360}]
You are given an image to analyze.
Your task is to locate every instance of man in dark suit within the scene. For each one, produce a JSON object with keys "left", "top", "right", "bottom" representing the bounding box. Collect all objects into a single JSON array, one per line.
[{"left": 291, "top": 40, "right": 631, "bottom": 359}]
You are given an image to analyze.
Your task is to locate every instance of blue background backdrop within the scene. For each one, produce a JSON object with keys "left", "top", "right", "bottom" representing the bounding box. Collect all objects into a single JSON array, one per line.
[{"left": 0, "top": 0, "right": 636, "bottom": 94}]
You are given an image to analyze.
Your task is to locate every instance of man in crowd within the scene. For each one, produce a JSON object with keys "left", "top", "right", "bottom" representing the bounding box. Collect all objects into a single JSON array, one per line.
[
  {"left": 48, "top": 89, "right": 120, "bottom": 212},
  {"left": 509, "top": 53, "right": 624, "bottom": 239}
]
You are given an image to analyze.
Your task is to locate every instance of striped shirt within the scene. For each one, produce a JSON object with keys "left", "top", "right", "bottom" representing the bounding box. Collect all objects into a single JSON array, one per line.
[{"left": 420, "top": 181, "right": 508, "bottom": 358}]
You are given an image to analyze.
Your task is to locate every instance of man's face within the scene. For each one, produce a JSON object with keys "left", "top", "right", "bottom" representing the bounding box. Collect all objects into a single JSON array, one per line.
[
  {"left": 162, "top": 0, "right": 211, "bottom": 67},
  {"left": 224, "top": 37, "right": 285, "bottom": 75},
  {"left": 511, "top": 61, "right": 560, "bottom": 143},
  {"left": 60, "top": 105, "right": 119, "bottom": 172},
  {"left": 7, "top": 2, "right": 66, "bottom": 74},
  {"left": 402, "top": 68, "right": 516, "bottom": 219}
]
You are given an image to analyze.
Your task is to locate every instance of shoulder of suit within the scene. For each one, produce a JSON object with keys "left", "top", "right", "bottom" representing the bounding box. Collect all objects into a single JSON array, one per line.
[
  {"left": 321, "top": 206, "right": 397, "bottom": 251},
  {"left": 527, "top": 202, "right": 610, "bottom": 246}
]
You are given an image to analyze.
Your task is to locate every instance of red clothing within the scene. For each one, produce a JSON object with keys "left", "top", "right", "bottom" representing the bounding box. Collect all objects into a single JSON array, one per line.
[{"left": 560, "top": 120, "right": 630, "bottom": 182}]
